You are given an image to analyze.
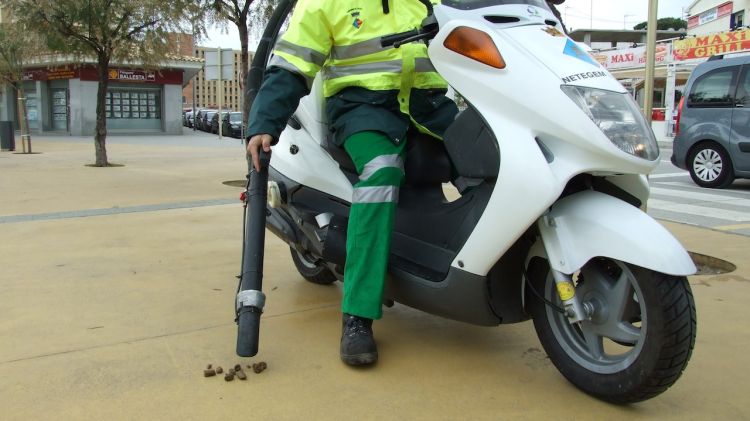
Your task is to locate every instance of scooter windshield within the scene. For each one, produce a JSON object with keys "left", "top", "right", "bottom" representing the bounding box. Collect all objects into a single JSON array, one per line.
[{"left": 442, "top": 0, "right": 550, "bottom": 10}]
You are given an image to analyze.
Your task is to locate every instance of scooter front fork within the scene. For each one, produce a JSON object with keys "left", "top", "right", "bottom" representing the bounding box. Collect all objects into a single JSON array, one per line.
[{"left": 551, "top": 269, "right": 593, "bottom": 324}]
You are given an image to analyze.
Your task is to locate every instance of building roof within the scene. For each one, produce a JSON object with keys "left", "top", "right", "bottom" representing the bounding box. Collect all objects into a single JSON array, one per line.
[{"left": 569, "top": 28, "right": 687, "bottom": 44}]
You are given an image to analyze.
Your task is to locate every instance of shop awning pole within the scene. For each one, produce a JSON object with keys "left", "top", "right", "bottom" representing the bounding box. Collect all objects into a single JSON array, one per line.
[{"left": 643, "top": 0, "right": 658, "bottom": 123}]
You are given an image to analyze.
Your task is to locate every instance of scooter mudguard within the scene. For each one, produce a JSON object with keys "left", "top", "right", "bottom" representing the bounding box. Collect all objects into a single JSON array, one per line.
[{"left": 536, "top": 190, "right": 696, "bottom": 276}]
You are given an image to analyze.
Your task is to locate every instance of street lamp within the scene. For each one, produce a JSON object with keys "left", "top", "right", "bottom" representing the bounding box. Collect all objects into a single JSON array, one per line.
[{"left": 643, "top": 0, "right": 658, "bottom": 123}]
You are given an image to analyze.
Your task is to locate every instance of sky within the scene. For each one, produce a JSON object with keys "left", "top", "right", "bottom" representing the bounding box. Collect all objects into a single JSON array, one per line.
[{"left": 201, "top": 0, "right": 693, "bottom": 50}]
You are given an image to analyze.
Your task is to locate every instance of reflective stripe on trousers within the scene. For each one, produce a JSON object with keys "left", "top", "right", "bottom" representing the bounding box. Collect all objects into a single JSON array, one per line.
[{"left": 342, "top": 131, "right": 406, "bottom": 320}]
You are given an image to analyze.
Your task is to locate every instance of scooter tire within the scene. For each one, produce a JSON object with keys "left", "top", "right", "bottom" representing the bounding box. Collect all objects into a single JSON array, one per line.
[
  {"left": 527, "top": 257, "right": 697, "bottom": 404},
  {"left": 290, "top": 246, "right": 337, "bottom": 285}
]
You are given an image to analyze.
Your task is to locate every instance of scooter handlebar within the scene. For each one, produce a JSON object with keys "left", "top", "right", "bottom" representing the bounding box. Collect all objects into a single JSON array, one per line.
[{"left": 381, "top": 29, "right": 420, "bottom": 47}]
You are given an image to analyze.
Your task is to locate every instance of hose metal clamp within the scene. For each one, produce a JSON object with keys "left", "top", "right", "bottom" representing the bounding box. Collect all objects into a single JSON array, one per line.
[{"left": 236, "top": 289, "right": 266, "bottom": 312}]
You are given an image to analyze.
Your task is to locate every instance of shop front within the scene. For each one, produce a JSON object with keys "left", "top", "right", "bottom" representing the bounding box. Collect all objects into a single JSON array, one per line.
[{"left": 5, "top": 57, "right": 201, "bottom": 136}]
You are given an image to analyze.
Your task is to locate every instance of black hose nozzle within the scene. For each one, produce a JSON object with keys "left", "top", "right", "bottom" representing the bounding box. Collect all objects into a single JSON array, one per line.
[{"left": 236, "top": 149, "right": 271, "bottom": 357}]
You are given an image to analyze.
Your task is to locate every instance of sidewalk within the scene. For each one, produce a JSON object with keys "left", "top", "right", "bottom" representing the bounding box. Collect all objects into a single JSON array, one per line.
[{"left": 1, "top": 136, "right": 748, "bottom": 420}]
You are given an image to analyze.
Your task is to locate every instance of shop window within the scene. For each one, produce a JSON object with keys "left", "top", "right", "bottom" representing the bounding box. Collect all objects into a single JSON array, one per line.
[{"left": 106, "top": 89, "right": 161, "bottom": 119}]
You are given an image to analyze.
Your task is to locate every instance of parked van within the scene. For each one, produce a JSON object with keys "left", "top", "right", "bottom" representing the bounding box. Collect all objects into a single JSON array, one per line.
[{"left": 672, "top": 54, "right": 750, "bottom": 188}]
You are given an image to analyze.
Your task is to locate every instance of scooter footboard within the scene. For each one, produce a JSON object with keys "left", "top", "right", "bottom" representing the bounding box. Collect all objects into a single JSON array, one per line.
[{"left": 534, "top": 191, "right": 696, "bottom": 276}]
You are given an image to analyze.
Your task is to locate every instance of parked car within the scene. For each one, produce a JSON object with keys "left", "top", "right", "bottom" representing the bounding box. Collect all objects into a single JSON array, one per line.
[
  {"left": 183, "top": 110, "right": 196, "bottom": 128},
  {"left": 210, "top": 111, "right": 225, "bottom": 134},
  {"left": 199, "top": 110, "right": 218, "bottom": 132},
  {"left": 222, "top": 112, "right": 244, "bottom": 138},
  {"left": 672, "top": 54, "right": 750, "bottom": 188},
  {"left": 194, "top": 109, "right": 209, "bottom": 131}
]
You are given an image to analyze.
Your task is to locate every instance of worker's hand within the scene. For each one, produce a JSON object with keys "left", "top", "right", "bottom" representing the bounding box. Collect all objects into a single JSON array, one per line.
[{"left": 246, "top": 133, "right": 273, "bottom": 172}]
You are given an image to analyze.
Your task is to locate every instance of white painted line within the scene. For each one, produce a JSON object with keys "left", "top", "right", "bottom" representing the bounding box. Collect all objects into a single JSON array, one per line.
[
  {"left": 647, "top": 199, "right": 750, "bottom": 222},
  {"left": 657, "top": 181, "right": 750, "bottom": 197},
  {"left": 650, "top": 187, "right": 750, "bottom": 207},
  {"left": 649, "top": 172, "right": 688, "bottom": 179}
]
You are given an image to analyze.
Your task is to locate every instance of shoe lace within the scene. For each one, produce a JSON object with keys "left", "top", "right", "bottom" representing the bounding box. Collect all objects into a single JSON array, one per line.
[{"left": 345, "top": 317, "right": 372, "bottom": 336}]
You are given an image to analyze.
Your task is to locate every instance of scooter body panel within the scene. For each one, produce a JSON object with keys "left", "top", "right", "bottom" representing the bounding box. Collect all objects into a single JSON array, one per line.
[
  {"left": 536, "top": 190, "right": 697, "bottom": 276},
  {"left": 425, "top": 8, "right": 663, "bottom": 276}
]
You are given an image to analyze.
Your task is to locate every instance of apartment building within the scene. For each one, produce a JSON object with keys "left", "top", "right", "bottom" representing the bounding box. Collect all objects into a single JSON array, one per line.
[
  {"left": 184, "top": 45, "right": 252, "bottom": 113},
  {"left": 686, "top": 0, "right": 748, "bottom": 35}
]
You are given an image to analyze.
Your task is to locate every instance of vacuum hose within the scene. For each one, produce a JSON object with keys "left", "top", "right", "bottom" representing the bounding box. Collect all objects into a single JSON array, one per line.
[
  {"left": 236, "top": 0, "right": 295, "bottom": 357},
  {"left": 236, "top": 150, "right": 271, "bottom": 357}
]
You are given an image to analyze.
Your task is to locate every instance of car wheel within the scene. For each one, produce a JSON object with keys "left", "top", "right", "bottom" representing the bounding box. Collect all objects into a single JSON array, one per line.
[{"left": 687, "top": 142, "right": 734, "bottom": 188}]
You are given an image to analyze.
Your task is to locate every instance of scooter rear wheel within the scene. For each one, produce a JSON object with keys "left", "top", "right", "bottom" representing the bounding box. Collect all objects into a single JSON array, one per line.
[
  {"left": 528, "top": 257, "right": 696, "bottom": 404},
  {"left": 290, "top": 246, "right": 337, "bottom": 285}
]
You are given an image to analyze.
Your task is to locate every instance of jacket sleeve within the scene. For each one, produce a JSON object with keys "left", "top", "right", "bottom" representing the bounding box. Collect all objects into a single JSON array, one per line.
[
  {"left": 246, "top": 0, "right": 332, "bottom": 140},
  {"left": 246, "top": 66, "right": 309, "bottom": 140}
]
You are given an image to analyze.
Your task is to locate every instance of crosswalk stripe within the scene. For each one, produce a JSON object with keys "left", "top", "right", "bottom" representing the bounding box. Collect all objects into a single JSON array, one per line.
[
  {"left": 650, "top": 187, "right": 750, "bottom": 207},
  {"left": 649, "top": 172, "right": 688, "bottom": 179},
  {"left": 656, "top": 181, "right": 750, "bottom": 197},
  {"left": 647, "top": 199, "right": 750, "bottom": 222}
]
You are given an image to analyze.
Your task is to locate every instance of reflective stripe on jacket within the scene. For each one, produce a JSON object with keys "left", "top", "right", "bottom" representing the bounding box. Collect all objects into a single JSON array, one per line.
[{"left": 268, "top": 0, "right": 447, "bottom": 114}]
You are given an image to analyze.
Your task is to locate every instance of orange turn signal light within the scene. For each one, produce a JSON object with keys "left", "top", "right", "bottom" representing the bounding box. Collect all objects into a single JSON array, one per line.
[{"left": 443, "top": 26, "right": 506, "bottom": 69}]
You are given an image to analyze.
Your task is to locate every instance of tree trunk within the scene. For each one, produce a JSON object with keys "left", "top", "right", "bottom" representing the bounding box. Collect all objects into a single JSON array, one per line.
[
  {"left": 95, "top": 55, "right": 110, "bottom": 167},
  {"left": 239, "top": 18, "right": 250, "bottom": 139},
  {"left": 15, "top": 84, "right": 32, "bottom": 153}
]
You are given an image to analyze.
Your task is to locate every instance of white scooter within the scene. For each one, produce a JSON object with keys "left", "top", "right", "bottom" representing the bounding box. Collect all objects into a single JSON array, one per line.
[{"left": 236, "top": 0, "right": 697, "bottom": 404}]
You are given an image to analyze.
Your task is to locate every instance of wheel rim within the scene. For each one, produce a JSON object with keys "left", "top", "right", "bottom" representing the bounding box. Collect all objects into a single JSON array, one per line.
[
  {"left": 294, "top": 249, "right": 318, "bottom": 269},
  {"left": 692, "top": 148, "right": 723, "bottom": 183},
  {"left": 545, "top": 259, "right": 647, "bottom": 374}
]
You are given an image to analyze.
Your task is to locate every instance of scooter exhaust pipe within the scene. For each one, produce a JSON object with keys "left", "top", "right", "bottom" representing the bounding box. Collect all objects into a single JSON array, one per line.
[{"left": 236, "top": 150, "right": 271, "bottom": 357}]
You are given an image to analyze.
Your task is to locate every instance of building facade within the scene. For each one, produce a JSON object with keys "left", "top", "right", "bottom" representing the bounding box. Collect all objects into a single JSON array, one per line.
[
  {"left": 1, "top": 56, "right": 203, "bottom": 136},
  {"left": 686, "top": 0, "right": 749, "bottom": 35},
  {"left": 185, "top": 46, "right": 252, "bottom": 112}
]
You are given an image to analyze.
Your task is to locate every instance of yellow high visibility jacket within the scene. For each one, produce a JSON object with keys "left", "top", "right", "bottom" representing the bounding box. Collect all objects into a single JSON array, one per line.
[{"left": 268, "top": 0, "right": 447, "bottom": 116}]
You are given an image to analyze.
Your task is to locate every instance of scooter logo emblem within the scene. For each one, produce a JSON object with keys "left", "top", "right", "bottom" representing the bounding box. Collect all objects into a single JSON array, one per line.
[
  {"left": 563, "top": 39, "right": 599, "bottom": 67},
  {"left": 527, "top": 6, "right": 540, "bottom": 17},
  {"left": 542, "top": 26, "right": 564, "bottom": 37}
]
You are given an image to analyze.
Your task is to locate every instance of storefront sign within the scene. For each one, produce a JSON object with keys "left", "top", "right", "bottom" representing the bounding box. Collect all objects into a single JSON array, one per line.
[
  {"left": 22, "top": 67, "right": 79, "bottom": 81},
  {"left": 592, "top": 44, "right": 670, "bottom": 70},
  {"left": 108, "top": 69, "right": 157, "bottom": 82},
  {"left": 687, "top": 1, "right": 733, "bottom": 29},
  {"left": 78, "top": 67, "right": 182, "bottom": 84},
  {"left": 673, "top": 28, "right": 750, "bottom": 61}
]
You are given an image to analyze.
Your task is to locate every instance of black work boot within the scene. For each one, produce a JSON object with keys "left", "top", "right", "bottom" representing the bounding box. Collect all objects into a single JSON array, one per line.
[{"left": 340, "top": 313, "right": 378, "bottom": 366}]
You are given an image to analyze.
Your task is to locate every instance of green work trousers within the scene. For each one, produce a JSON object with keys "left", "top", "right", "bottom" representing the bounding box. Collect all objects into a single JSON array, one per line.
[{"left": 341, "top": 131, "right": 406, "bottom": 320}]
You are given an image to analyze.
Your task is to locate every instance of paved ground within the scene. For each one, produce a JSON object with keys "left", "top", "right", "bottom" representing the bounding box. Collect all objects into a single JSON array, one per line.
[{"left": 1, "top": 132, "right": 749, "bottom": 420}]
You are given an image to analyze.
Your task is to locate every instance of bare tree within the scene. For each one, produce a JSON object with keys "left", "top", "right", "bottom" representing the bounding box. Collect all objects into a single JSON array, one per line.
[
  {"left": 208, "top": 0, "right": 276, "bottom": 133},
  {"left": 0, "top": 22, "right": 40, "bottom": 152},
  {"left": 7, "top": 0, "right": 201, "bottom": 166}
]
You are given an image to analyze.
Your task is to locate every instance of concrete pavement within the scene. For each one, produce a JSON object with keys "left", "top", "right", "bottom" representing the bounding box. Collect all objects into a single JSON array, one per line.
[{"left": 1, "top": 132, "right": 749, "bottom": 420}]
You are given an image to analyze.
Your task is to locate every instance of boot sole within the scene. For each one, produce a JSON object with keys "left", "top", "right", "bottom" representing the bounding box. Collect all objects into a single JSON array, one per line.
[{"left": 341, "top": 352, "right": 378, "bottom": 366}]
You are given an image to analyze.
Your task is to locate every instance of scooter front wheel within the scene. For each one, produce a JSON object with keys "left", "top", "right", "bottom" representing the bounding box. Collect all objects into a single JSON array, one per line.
[
  {"left": 528, "top": 257, "right": 696, "bottom": 404},
  {"left": 289, "top": 246, "right": 337, "bottom": 285}
]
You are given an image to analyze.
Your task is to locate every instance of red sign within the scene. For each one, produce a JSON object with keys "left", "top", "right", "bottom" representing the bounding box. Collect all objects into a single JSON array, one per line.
[
  {"left": 592, "top": 44, "right": 669, "bottom": 70},
  {"left": 79, "top": 67, "right": 183, "bottom": 84},
  {"left": 22, "top": 66, "right": 183, "bottom": 84},
  {"left": 673, "top": 28, "right": 750, "bottom": 60},
  {"left": 22, "top": 67, "right": 80, "bottom": 81},
  {"left": 108, "top": 69, "right": 156, "bottom": 82}
]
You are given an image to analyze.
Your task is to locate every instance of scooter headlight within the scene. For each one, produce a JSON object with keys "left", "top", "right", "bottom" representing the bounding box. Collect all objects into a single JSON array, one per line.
[{"left": 561, "top": 85, "right": 659, "bottom": 161}]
